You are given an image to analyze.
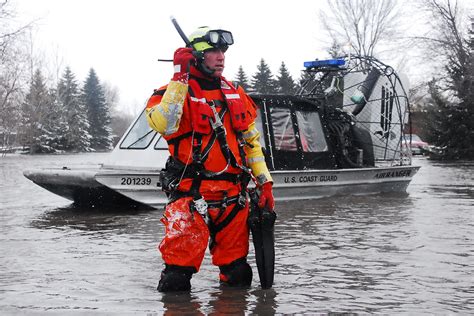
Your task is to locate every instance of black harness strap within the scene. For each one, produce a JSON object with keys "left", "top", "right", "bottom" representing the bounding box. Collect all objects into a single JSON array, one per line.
[
  {"left": 190, "top": 133, "right": 204, "bottom": 200},
  {"left": 168, "top": 190, "right": 194, "bottom": 204},
  {"left": 211, "top": 202, "right": 245, "bottom": 233},
  {"left": 236, "top": 131, "right": 248, "bottom": 167},
  {"left": 208, "top": 201, "right": 246, "bottom": 250},
  {"left": 166, "top": 131, "right": 193, "bottom": 157},
  {"left": 166, "top": 131, "right": 194, "bottom": 145},
  {"left": 200, "top": 102, "right": 227, "bottom": 164},
  {"left": 182, "top": 170, "right": 241, "bottom": 183},
  {"left": 206, "top": 194, "right": 241, "bottom": 209}
]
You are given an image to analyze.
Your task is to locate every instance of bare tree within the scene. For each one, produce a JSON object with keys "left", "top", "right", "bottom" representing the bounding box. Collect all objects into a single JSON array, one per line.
[
  {"left": 1, "top": 1, "right": 32, "bottom": 60},
  {"left": 0, "top": 50, "right": 24, "bottom": 152},
  {"left": 412, "top": 0, "right": 473, "bottom": 159},
  {"left": 1, "top": 0, "right": 17, "bottom": 59},
  {"left": 319, "top": 0, "right": 404, "bottom": 57},
  {"left": 0, "top": 0, "right": 35, "bottom": 151},
  {"left": 414, "top": 0, "right": 471, "bottom": 97},
  {"left": 1, "top": 1, "right": 22, "bottom": 150}
]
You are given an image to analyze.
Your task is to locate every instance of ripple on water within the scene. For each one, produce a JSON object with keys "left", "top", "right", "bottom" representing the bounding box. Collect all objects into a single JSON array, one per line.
[{"left": 0, "top": 154, "right": 473, "bottom": 313}]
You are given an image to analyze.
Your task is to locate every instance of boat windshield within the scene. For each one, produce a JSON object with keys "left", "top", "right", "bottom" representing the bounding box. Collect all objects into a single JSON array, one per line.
[
  {"left": 120, "top": 110, "right": 157, "bottom": 149},
  {"left": 295, "top": 111, "right": 328, "bottom": 152},
  {"left": 270, "top": 108, "right": 297, "bottom": 151},
  {"left": 269, "top": 107, "right": 328, "bottom": 153},
  {"left": 154, "top": 135, "right": 168, "bottom": 149}
]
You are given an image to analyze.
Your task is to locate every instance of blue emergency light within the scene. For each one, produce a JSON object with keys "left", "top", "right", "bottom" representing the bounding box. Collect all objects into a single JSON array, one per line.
[{"left": 304, "top": 59, "right": 345, "bottom": 69}]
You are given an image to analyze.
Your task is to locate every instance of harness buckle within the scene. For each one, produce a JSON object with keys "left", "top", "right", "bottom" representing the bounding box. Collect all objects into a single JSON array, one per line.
[
  {"left": 221, "top": 192, "right": 228, "bottom": 209},
  {"left": 192, "top": 197, "right": 209, "bottom": 224},
  {"left": 238, "top": 193, "right": 247, "bottom": 208},
  {"left": 237, "top": 136, "right": 247, "bottom": 148},
  {"left": 209, "top": 101, "right": 225, "bottom": 131}
]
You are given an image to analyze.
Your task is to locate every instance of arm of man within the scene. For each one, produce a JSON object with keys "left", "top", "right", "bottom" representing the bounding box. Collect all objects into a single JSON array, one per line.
[
  {"left": 238, "top": 88, "right": 273, "bottom": 186},
  {"left": 146, "top": 47, "right": 194, "bottom": 135},
  {"left": 146, "top": 82, "right": 188, "bottom": 135},
  {"left": 242, "top": 121, "right": 273, "bottom": 186},
  {"left": 238, "top": 87, "right": 275, "bottom": 210}
]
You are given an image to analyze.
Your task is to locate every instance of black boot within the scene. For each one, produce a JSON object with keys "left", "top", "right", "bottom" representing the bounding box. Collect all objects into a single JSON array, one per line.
[
  {"left": 219, "top": 257, "right": 252, "bottom": 287},
  {"left": 157, "top": 265, "right": 195, "bottom": 292}
]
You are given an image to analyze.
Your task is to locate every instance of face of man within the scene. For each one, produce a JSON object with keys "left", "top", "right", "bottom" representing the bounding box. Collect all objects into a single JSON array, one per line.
[{"left": 203, "top": 48, "right": 226, "bottom": 78}]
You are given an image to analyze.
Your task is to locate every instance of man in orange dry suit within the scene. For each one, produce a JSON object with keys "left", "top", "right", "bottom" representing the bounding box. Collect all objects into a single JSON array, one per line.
[{"left": 146, "top": 26, "right": 275, "bottom": 292}]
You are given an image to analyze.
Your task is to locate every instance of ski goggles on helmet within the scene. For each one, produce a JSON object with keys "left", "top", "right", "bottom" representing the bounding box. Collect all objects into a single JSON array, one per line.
[{"left": 191, "top": 29, "right": 234, "bottom": 51}]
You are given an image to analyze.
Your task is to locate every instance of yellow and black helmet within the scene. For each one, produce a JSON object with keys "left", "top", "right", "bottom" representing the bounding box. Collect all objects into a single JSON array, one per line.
[{"left": 188, "top": 26, "right": 234, "bottom": 52}]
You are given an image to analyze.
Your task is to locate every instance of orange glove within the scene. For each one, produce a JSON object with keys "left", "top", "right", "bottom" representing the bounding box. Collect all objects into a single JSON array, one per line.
[
  {"left": 172, "top": 47, "right": 195, "bottom": 82},
  {"left": 258, "top": 182, "right": 275, "bottom": 211}
]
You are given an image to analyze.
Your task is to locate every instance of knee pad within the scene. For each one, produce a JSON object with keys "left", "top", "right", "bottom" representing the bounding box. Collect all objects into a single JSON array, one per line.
[
  {"left": 157, "top": 265, "right": 195, "bottom": 292},
  {"left": 219, "top": 258, "right": 252, "bottom": 287}
]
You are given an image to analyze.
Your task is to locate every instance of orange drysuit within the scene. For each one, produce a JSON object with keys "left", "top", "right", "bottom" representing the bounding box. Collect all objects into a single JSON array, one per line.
[{"left": 146, "top": 67, "right": 272, "bottom": 276}]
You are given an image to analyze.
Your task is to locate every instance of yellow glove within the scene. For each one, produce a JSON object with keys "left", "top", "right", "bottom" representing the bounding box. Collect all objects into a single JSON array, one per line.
[
  {"left": 243, "top": 122, "right": 272, "bottom": 185},
  {"left": 146, "top": 80, "right": 188, "bottom": 135}
]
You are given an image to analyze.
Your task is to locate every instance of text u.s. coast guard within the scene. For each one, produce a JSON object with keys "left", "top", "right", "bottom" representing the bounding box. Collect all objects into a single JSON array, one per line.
[{"left": 284, "top": 175, "right": 338, "bottom": 183}]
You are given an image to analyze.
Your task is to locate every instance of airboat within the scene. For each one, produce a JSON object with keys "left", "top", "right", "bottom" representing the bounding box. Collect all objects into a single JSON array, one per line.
[{"left": 23, "top": 55, "right": 420, "bottom": 209}]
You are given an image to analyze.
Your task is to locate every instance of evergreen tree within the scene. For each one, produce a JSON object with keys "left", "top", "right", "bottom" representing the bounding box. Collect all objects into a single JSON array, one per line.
[
  {"left": 444, "top": 21, "right": 474, "bottom": 159},
  {"left": 297, "top": 71, "right": 317, "bottom": 95},
  {"left": 20, "top": 69, "right": 56, "bottom": 153},
  {"left": 57, "top": 67, "right": 91, "bottom": 152},
  {"left": 422, "top": 0, "right": 474, "bottom": 160},
  {"left": 48, "top": 87, "right": 69, "bottom": 151},
  {"left": 83, "top": 68, "right": 113, "bottom": 151},
  {"left": 425, "top": 11, "right": 474, "bottom": 159},
  {"left": 276, "top": 62, "right": 296, "bottom": 94},
  {"left": 234, "top": 65, "right": 251, "bottom": 91},
  {"left": 251, "top": 58, "right": 277, "bottom": 94},
  {"left": 425, "top": 80, "right": 448, "bottom": 146},
  {"left": 426, "top": 79, "right": 474, "bottom": 159}
]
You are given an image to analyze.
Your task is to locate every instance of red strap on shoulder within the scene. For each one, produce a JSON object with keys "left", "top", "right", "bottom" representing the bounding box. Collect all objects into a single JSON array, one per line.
[
  {"left": 188, "top": 79, "right": 214, "bottom": 135},
  {"left": 221, "top": 78, "right": 250, "bottom": 131}
]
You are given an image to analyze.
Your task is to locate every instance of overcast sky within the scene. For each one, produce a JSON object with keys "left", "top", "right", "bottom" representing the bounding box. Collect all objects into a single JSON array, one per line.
[
  {"left": 15, "top": 0, "right": 328, "bottom": 115},
  {"left": 13, "top": 0, "right": 474, "bottom": 115}
]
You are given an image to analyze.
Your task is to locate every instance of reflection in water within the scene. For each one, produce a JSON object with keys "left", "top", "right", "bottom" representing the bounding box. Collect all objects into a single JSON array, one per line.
[
  {"left": 158, "top": 287, "right": 277, "bottom": 315},
  {"left": 208, "top": 287, "right": 249, "bottom": 315},
  {"left": 30, "top": 205, "right": 156, "bottom": 233},
  {"left": 250, "top": 288, "right": 278, "bottom": 315},
  {"left": 1, "top": 155, "right": 473, "bottom": 313},
  {"left": 160, "top": 292, "right": 203, "bottom": 316}
]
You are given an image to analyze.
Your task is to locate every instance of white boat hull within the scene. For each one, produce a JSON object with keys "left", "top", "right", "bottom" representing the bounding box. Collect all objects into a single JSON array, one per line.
[
  {"left": 23, "top": 167, "right": 151, "bottom": 207},
  {"left": 93, "top": 165, "right": 420, "bottom": 209},
  {"left": 270, "top": 166, "right": 419, "bottom": 201},
  {"left": 94, "top": 169, "right": 166, "bottom": 208},
  {"left": 24, "top": 164, "right": 419, "bottom": 209}
]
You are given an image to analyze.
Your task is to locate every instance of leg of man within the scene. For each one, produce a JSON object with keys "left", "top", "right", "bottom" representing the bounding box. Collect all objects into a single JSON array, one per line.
[
  {"left": 157, "top": 197, "right": 209, "bottom": 292},
  {"left": 209, "top": 202, "right": 252, "bottom": 287}
]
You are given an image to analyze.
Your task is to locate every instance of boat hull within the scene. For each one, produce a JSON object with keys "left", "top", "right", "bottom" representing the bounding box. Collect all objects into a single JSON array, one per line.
[
  {"left": 270, "top": 166, "right": 419, "bottom": 201},
  {"left": 94, "top": 170, "right": 166, "bottom": 208},
  {"left": 95, "top": 165, "right": 420, "bottom": 209},
  {"left": 23, "top": 168, "right": 148, "bottom": 208},
  {"left": 24, "top": 165, "right": 419, "bottom": 209}
]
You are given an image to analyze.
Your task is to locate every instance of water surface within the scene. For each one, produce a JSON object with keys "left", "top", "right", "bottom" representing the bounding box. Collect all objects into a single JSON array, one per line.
[{"left": 1, "top": 154, "right": 473, "bottom": 314}]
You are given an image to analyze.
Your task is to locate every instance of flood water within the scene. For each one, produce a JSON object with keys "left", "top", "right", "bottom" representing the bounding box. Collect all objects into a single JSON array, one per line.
[{"left": 1, "top": 153, "right": 473, "bottom": 314}]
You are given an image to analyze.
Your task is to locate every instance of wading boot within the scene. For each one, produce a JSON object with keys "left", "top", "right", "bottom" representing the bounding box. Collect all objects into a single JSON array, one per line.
[
  {"left": 219, "top": 258, "right": 252, "bottom": 287},
  {"left": 157, "top": 265, "right": 194, "bottom": 292}
]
